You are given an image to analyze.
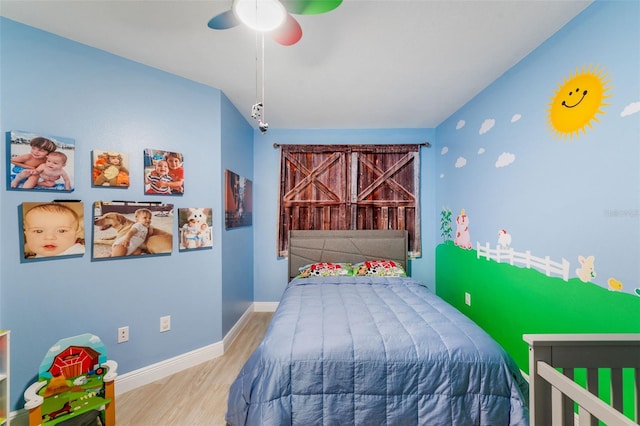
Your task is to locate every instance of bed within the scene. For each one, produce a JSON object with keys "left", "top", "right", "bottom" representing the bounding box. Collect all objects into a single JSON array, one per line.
[{"left": 226, "top": 230, "right": 529, "bottom": 425}]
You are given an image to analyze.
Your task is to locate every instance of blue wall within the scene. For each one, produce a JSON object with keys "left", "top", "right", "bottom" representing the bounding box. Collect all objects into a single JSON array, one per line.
[
  {"left": 221, "top": 94, "right": 255, "bottom": 333},
  {"left": 433, "top": 0, "right": 640, "bottom": 375},
  {"left": 435, "top": 0, "right": 639, "bottom": 296},
  {"left": 0, "top": 18, "right": 248, "bottom": 410}
]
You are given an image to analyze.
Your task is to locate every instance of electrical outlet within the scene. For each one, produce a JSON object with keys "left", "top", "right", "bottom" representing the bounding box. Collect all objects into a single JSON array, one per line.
[
  {"left": 118, "top": 326, "right": 129, "bottom": 343},
  {"left": 465, "top": 292, "right": 471, "bottom": 306},
  {"left": 160, "top": 315, "right": 171, "bottom": 332}
]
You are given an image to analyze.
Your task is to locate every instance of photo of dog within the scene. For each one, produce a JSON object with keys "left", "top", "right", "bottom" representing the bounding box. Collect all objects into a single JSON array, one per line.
[{"left": 92, "top": 201, "right": 173, "bottom": 259}]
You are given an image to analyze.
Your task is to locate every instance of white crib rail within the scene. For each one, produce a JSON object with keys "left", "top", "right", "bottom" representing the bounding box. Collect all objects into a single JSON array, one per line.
[{"left": 523, "top": 334, "right": 640, "bottom": 426}]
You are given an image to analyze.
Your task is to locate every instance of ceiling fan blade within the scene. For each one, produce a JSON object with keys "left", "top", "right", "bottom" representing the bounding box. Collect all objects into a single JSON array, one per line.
[
  {"left": 281, "top": 0, "right": 342, "bottom": 15},
  {"left": 207, "top": 9, "right": 240, "bottom": 30},
  {"left": 270, "top": 14, "right": 303, "bottom": 46}
]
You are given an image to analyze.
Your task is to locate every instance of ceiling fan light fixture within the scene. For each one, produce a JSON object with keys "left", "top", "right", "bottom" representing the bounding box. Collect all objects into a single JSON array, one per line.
[{"left": 233, "top": 0, "right": 287, "bottom": 32}]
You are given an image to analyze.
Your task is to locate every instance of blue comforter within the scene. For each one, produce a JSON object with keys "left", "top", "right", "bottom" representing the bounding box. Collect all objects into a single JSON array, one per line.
[{"left": 226, "top": 276, "right": 529, "bottom": 425}]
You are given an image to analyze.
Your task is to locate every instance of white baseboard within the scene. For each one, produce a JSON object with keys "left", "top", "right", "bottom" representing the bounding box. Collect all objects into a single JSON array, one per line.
[
  {"left": 115, "top": 340, "right": 224, "bottom": 395},
  {"left": 222, "top": 304, "right": 254, "bottom": 350},
  {"left": 116, "top": 301, "right": 277, "bottom": 395},
  {"left": 253, "top": 301, "right": 278, "bottom": 312}
]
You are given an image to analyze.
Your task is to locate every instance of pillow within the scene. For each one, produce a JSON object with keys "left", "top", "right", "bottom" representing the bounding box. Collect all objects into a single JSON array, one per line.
[
  {"left": 352, "top": 260, "right": 407, "bottom": 277},
  {"left": 296, "top": 262, "right": 352, "bottom": 278}
]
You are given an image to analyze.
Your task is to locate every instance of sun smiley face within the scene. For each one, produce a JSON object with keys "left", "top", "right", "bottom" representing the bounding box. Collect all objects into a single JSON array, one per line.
[{"left": 547, "top": 64, "right": 612, "bottom": 140}]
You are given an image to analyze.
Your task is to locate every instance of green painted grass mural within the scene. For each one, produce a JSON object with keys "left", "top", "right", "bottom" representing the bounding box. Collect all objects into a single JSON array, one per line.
[
  {"left": 436, "top": 242, "right": 639, "bottom": 371},
  {"left": 436, "top": 242, "right": 640, "bottom": 418}
]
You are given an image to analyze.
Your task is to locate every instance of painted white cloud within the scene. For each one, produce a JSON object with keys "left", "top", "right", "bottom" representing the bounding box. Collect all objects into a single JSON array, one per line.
[
  {"left": 441, "top": 147, "right": 448, "bottom": 155},
  {"left": 455, "top": 157, "right": 467, "bottom": 168},
  {"left": 511, "top": 114, "right": 522, "bottom": 123},
  {"left": 456, "top": 120, "right": 465, "bottom": 130},
  {"left": 478, "top": 148, "right": 485, "bottom": 155},
  {"left": 495, "top": 152, "right": 515, "bottom": 168},
  {"left": 440, "top": 173, "right": 445, "bottom": 179},
  {"left": 621, "top": 101, "right": 640, "bottom": 117},
  {"left": 479, "top": 118, "right": 495, "bottom": 135}
]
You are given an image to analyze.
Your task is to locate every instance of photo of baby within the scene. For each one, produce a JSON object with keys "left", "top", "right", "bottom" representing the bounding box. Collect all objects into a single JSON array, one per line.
[
  {"left": 143, "top": 149, "right": 184, "bottom": 195},
  {"left": 178, "top": 208, "right": 213, "bottom": 251},
  {"left": 92, "top": 150, "right": 130, "bottom": 187},
  {"left": 21, "top": 201, "right": 85, "bottom": 261},
  {"left": 8, "top": 130, "right": 75, "bottom": 192},
  {"left": 92, "top": 201, "right": 174, "bottom": 259}
]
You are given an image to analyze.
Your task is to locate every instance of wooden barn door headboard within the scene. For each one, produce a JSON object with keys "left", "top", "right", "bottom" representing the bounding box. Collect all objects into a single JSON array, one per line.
[{"left": 277, "top": 144, "right": 421, "bottom": 258}]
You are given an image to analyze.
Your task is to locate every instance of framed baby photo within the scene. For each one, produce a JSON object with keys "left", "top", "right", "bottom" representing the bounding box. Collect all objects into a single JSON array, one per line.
[
  {"left": 20, "top": 201, "right": 85, "bottom": 262},
  {"left": 7, "top": 130, "right": 75, "bottom": 192},
  {"left": 92, "top": 201, "right": 174, "bottom": 260},
  {"left": 92, "top": 150, "right": 130, "bottom": 188},
  {"left": 178, "top": 207, "right": 213, "bottom": 252},
  {"left": 225, "top": 169, "right": 253, "bottom": 229},
  {"left": 143, "top": 148, "right": 184, "bottom": 195}
]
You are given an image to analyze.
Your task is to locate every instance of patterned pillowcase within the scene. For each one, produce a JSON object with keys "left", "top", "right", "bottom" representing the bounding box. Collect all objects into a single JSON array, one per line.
[
  {"left": 352, "top": 260, "right": 407, "bottom": 277},
  {"left": 296, "top": 262, "right": 353, "bottom": 278}
]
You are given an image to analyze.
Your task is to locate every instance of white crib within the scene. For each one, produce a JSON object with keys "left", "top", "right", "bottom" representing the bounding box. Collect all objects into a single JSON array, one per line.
[{"left": 524, "top": 334, "right": 640, "bottom": 425}]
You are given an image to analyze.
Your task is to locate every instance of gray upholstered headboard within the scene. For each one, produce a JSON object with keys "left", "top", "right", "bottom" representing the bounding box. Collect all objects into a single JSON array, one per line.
[{"left": 288, "top": 230, "right": 408, "bottom": 281}]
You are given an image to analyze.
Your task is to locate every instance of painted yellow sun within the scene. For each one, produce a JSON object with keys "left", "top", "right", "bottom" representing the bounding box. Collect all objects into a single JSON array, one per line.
[{"left": 547, "top": 64, "right": 612, "bottom": 140}]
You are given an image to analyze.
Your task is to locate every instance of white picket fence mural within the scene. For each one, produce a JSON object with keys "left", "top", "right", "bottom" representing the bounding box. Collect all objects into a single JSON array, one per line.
[{"left": 476, "top": 242, "right": 570, "bottom": 281}]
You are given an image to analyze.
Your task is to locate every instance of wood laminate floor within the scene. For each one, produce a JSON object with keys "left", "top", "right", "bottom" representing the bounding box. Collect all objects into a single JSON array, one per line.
[{"left": 116, "top": 312, "right": 273, "bottom": 426}]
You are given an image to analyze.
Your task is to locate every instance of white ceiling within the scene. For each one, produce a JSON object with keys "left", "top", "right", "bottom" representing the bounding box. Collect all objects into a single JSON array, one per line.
[{"left": 0, "top": 0, "right": 592, "bottom": 130}]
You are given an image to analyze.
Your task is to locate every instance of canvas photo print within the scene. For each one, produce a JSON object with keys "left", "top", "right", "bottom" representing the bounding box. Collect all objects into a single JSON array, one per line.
[
  {"left": 178, "top": 208, "right": 213, "bottom": 251},
  {"left": 143, "top": 149, "right": 184, "bottom": 195},
  {"left": 7, "top": 130, "right": 75, "bottom": 192},
  {"left": 21, "top": 201, "right": 85, "bottom": 261},
  {"left": 225, "top": 169, "right": 252, "bottom": 229},
  {"left": 92, "top": 201, "right": 174, "bottom": 259},
  {"left": 92, "top": 150, "right": 130, "bottom": 187}
]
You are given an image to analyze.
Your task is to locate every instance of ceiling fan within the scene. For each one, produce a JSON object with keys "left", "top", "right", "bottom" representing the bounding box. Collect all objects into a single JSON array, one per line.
[{"left": 207, "top": 0, "right": 343, "bottom": 46}]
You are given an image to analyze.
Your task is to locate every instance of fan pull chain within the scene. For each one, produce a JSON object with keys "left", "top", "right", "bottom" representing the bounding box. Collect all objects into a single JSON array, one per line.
[
  {"left": 251, "top": 29, "right": 268, "bottom": 133},
  {"left": 255, "top": 30, "right": 259, "bottom": 107},
  {"left": 261, "top": 33, "right": 266, "bottom": 123},
  {"left": 260, "top": 33, "right": 268, "bottom": 133}
]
